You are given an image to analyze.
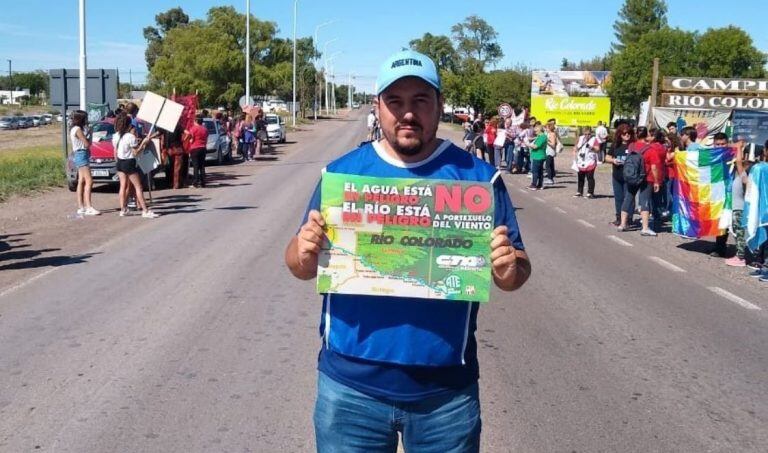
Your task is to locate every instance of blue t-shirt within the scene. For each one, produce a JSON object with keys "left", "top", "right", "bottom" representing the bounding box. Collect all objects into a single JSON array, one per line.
[{"left": 301, "top": 140, "right": 525, "bottom": 402}]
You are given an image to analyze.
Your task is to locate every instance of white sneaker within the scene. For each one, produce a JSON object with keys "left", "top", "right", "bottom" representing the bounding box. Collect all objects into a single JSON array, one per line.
[
  {"left": 76, "top": 207, "right": 86, "bottom": 215},
  {"left": 640, "top": 229, "right": 657, "bottom": 237},
  {"left": 84, "top": 207, "right": 101, "bottom": 216},
  {"left": 142, "top": 210, "right": 160, "bottom": 219},
  {"left": 119, "top": 208, "right": 130, "bottom": 217}
]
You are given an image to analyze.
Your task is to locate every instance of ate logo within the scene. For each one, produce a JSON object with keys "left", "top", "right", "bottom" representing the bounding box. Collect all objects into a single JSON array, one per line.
[{"left": 444, "top": 275, "right": 462, "bottom": 290}]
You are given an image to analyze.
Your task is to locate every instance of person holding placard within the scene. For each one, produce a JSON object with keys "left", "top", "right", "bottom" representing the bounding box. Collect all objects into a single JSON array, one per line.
[
  {"left": 285, "top": 50, "right": 531, "bottom": 453},
  {"left": 112, "top": 113, "right": 159, "bottom": 218}
]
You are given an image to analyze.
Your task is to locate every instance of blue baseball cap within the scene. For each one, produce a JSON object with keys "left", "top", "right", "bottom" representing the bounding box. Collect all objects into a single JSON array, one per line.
[{"left": 375, "top": 50, "right": 441, "bottom": 96}]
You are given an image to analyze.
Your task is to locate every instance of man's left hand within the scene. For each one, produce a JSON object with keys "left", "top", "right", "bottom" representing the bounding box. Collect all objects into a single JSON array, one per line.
[{"left": 490, "top": 226, "right": 530, "bottom": 291}]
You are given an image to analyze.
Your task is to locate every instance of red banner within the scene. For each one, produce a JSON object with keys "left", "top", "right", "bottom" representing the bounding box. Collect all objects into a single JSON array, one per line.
[{"left": 172, "top": 94, "right": 198, "bottom": 131}]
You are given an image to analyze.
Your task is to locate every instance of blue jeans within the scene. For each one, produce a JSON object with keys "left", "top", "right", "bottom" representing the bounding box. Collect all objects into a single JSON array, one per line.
[
  {"left": 504, "top": 143, "right": 516, "bottom": 171},
  {"left": 531, "top": 159, "right": 545, "bottom": 188},
  {"left": 492, "top": 146, "right": 503, "bottom": 168},
  {"left": 314, "top": 372, "right": 481, "bottom": 453}
]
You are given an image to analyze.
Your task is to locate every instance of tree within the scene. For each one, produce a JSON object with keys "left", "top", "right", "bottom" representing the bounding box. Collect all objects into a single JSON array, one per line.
[
  {"left": 147, "top": 6, "right": 319, "bottom": 111},
  {"left": 480, "top": 69, "right": 531, "bottom": 114},
  {"left": 560, "top": 55, "right": 612, "bottom": 71},
  {"left": 409, "top": 33, "right": 459, "bottom": 72},
  {"left": 143, "top": 7, "right": 190, "bottom": 69},
  {"left": 450, "top": 15, "right": 503, "bottom": 71},
  {"left": 612, "top": 0, "right": 668, "bottom": 52},
  {"left": 608, "top": 27, "right": 697, "bottom": 114},
  {"left": 0, "top": 71, "right": 48, "bottom": 95},
  {"left": 695, "top": 26, "right": 766, "bottom": 78}
]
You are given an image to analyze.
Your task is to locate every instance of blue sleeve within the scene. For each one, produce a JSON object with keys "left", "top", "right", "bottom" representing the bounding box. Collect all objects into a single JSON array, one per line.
[
  {"left": 493, "top": 177, "right": 525, "bottom": 250},
  {"left": 299, "top": 179, "right": 322, "bottom": 232}
]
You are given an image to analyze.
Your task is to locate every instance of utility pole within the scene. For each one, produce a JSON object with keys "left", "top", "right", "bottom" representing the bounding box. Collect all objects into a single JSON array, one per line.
[
  {"left": 347, "top": 73, "right": 352, "bottom": 110},
  {"left": 649, "top": 58, "right": 659, "bottom": 128},
  {"left": 6, "top": 60, "right": 11, "bottom": 104},
  {"left": 291, "top": 0, "right": 298, "bottom": 126},
  {"left": 245, "top": 0, "right": 251, "bottom": 106},
  {"left": 129, "top": 69, "right": 133, "bottom": 93},
  {"left": 313, "top": 20, "right": 336, "bottom": 121},
  {"left": 78, "top": 0, "right": 87, "bottom": 111}
]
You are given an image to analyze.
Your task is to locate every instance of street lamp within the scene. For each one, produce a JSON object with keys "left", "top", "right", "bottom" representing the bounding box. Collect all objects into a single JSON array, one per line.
[
  {"left": 322, "top": 40, "right": 338, "bottom": 115},
  {"left": 78, "top": 0, "right": 87, "bottom": 111},
  {"left": 325, "top": 51, "right": 341, "bottom": 116},
  {"left": 291, "top": 0, "right": 298, "bottom": 127},
  {"left": 313, "top": 20, "right": 336, "bottom": 120},
  {"left": 6, "top": 60, "right": 11, "bottom": 103},
  {"left": 245, "top": 0, "right": 251, "bottom": 105}
]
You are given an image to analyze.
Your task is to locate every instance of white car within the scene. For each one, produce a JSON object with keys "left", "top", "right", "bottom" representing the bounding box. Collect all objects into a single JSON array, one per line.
[{"left": 265, "top": 114, "right": 286, "bottom": 143}]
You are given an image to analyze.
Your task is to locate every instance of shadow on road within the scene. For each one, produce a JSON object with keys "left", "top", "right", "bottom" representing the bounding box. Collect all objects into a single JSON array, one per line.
[
  {"left": 149, "top": 193, "right": 207, "bottom": 216},
  {"left": 214, "top": 206, "right": 258, "bottom": 211}
]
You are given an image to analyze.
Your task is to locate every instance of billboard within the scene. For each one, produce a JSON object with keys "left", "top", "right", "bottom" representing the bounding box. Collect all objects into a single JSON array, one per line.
[
  {"left": 531, "top": 71, "right": 611, "bottom": 97},
  {"left": 530, "top": 96, "right": 611, "bottom": 127},
  {"left": 531, "top": 71, "right": 611, "bottom": 126}
]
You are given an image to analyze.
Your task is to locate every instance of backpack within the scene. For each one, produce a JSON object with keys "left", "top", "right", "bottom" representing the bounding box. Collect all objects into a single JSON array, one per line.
[{"left": 623, "top": 143, "right": 650, "bottom": 186}]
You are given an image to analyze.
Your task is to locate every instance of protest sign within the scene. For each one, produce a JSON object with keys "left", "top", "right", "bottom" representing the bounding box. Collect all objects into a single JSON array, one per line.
[
  {"left": 731, "top": 109, "right": 768, "bottom": 146},
  {"left": 136, "top": 139, "right": 161, "bottom": 175},
  {"left": 318, "top": 173, "right": 495, "bottom": 303},
  {"left": 137, "top": 91, "right": 184, "bottom": 132}
]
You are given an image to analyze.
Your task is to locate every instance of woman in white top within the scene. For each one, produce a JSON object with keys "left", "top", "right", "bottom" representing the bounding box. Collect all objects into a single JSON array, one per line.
[
  {"left": 112, "top": 113, "right": 159, "bottom": 218},
  {"left": 70, "top": 110, "right": 99, "bottom": 215},
  {"left": 573, "top": 126, "right": 600, "bottom": 198}
]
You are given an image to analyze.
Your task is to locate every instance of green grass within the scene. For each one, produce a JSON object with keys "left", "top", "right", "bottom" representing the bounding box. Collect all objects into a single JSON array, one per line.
[{"left": 0, "top": 146, "right": 66, "bottom": 202}]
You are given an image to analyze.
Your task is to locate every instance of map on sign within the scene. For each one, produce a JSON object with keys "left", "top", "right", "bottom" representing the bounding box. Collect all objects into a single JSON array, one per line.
[{"left": 318, "top": 173, "right": 495, "bottom": 303}]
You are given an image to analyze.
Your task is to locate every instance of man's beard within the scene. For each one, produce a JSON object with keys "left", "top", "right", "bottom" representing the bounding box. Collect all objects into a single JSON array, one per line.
[{"left": 384, "top": 121, "right": 433, "bottom": 156}]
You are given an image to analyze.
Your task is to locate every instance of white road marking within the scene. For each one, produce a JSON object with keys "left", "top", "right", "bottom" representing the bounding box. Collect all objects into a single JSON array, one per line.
[
  {"left": 648, "top": 256, "right": 686, "bottom": 273},
  {"left": 554, "top": 207, "right": 567, "bottom": 214},
  {"left": 533, "top": 196, "right": 546, "bottom": 203},
  {"left": 0, "top": 267, "right": 58, "bottom": 299},
  {"left": 577, "top": 219, "right": 595, "bottom": 228},
  {"left": 517, "top": 188, "right": 528, "bottom": 195},
  {"left": 707, "top": 287, "right": 761, "bottom": 311},
  {"left": 606, "top": 235, "right": 633, "bottom": 247}
]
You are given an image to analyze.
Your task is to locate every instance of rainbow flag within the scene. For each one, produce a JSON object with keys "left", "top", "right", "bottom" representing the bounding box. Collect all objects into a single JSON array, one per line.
[{"left": 672, "top": 147, "right": 734, "bottom": 238}]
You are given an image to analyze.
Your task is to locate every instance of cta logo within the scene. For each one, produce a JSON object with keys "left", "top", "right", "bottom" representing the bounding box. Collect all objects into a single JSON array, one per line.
[{"left": 436, "top": 255, "right": 486, "bottom": 268}]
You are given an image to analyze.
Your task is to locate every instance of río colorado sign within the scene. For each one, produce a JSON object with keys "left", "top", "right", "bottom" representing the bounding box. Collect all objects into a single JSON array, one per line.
[{"left": 661, "top": 76, "right": 768, "bottom": 110}]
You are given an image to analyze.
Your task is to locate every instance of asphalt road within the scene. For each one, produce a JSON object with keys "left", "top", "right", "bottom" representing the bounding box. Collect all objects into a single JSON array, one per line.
[{"left": 1, "top": 112, "right": 766, "bottom": 452}]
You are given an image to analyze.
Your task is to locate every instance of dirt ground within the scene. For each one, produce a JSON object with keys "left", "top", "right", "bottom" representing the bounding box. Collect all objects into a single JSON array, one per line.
[
  {"left": 0, "top": 123, "right": 62, "bottom": 151},
  {"left": 0, "top": 119, "right": 320, "bottom": 294}
]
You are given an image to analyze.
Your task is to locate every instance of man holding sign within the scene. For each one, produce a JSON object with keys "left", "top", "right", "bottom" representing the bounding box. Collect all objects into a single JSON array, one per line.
[{"left": 285, "top": 50, "right": 531, "bottom": 453}]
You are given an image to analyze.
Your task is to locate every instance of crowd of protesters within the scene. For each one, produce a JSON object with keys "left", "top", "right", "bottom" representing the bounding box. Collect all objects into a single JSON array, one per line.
[
  {"left": 68, "top": 103, "right": 276, "bottom": 220},
  {"left": 463, "top": 111, "right": 768, "bottom": 283}
]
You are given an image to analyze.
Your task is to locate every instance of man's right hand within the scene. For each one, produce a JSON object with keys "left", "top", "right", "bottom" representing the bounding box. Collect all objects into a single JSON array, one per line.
[{"left": 297, "top": 210, "right": 326, "bottom": 267}]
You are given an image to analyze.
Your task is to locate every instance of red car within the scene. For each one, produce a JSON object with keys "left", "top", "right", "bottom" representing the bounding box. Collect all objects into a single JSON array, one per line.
[{"left": 66, "top": 120, "right": 163, "bottom": 191}]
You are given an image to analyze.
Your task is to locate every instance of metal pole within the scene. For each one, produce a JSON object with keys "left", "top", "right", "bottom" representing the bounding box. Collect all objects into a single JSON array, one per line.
[
  {"left": 245, "top": 0, "right": 251, "bottom": 105},
  {"left": 313, "top": 21, "right": 336, "bottom": 121},
  {"left": 324, "top": 66, "right": 329, "bottom": 116},
  {"left": 649, "top": 57, "right": 660, "bottom": 129},
  {"left": 348, "top": 73, "right": 352, "bottom": 110},
  {"left": 6, "top": 60, "right": 11, "bottom": 102},
  {"left": 78, "top": 0, "right": 87, "bottom": 111},
  {"left": 292, "top": 0, "right": 298, "bottom": 126}
]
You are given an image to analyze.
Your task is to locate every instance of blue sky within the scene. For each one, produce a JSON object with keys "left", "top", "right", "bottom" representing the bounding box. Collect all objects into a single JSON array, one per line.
[{"left": 1, "top": 0, "right": 766, "bottom": 93}]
